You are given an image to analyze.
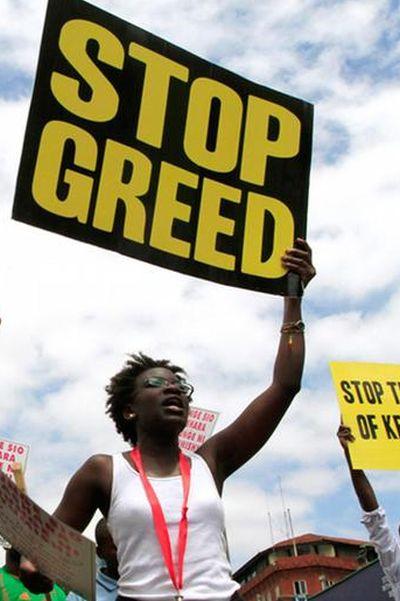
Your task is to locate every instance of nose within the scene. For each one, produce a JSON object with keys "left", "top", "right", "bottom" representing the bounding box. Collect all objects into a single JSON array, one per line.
[{"left": 163, "top": 380, "right": 183, "bottom": 394}]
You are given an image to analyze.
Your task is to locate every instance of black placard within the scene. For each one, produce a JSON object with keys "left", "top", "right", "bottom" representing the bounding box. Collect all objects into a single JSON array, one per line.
[{"left": 13, "top": 0, "right": 313, "bottom": 295}]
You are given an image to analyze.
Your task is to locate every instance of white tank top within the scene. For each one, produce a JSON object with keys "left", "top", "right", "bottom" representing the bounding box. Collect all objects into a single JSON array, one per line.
[{"left": 108, "top": 452, "right": 239, "bottom": 600}]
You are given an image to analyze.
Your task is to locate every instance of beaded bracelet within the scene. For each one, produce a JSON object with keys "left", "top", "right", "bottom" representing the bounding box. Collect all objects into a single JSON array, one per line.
[{"left": 280, "top": 320, "right": 305, "bottom": 345}]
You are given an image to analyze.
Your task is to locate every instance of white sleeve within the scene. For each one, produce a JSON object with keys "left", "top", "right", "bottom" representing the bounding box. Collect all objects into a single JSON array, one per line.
[{"left": 361, "top": 506, "right": 400, "bottom": 588}]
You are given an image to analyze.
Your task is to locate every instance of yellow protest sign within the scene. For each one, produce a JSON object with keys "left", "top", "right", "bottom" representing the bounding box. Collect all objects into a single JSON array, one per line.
[{"left": 330, "top": 361, "right": 400, "bottom": 470}]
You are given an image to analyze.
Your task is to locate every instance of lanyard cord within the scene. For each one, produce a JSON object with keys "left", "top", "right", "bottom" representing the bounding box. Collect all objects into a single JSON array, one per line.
[{"left": 130, "top": 447, "right": 191, "bottom": 596}]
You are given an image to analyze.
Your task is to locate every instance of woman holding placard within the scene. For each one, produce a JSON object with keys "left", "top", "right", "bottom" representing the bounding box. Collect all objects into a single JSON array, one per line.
[{"left": 20, "top": 239, "right": 315, "bottom": 601}]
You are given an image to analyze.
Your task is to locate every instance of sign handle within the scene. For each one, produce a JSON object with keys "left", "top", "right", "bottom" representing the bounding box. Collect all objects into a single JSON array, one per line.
[{"left": 287, "top": 272, "right": 303, "bottom": 298}]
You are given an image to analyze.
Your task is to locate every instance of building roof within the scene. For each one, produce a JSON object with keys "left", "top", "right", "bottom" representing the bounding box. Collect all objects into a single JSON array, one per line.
[
  {"left": 239, "top": 554, "right": 361, "bottom": 595},
  {"left": 273, "top": 532, "right": 369, "bottom": 549},
  {"left": 266, "top": 555, "right": 359, "bottom": 571},
  {"left": 233, "top": 532, "right": 371, "bottom": 579}
]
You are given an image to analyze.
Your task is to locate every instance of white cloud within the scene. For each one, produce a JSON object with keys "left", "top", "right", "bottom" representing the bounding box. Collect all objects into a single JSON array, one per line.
[
  {"left": 223, "top": 479, "right": 315, "bottom": 566},
  {"left": 0, "top": 0, "right": 399, "bottom": 579}
]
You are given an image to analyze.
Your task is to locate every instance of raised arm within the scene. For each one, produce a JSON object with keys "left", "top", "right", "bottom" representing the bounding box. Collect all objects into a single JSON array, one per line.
[
  {"left": 338, "top": 423, "right": 400, "bottom": 590},
  {"left": 198, "top": 238, "right": 315, "bottom": 490},
  {"left": 337, "top": 423, "right": 378, "bottom": 512}
]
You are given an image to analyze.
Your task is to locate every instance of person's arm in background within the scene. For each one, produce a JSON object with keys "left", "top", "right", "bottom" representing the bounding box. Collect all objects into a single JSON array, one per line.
[
  {"left": 337, "top": 423, "right": 378, "bottom": 511},
  {"left": 337, "top": 423, "right": 400, "bottom": 592}
]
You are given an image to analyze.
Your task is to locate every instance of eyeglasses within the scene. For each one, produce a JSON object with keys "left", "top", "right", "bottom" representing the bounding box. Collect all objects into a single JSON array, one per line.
[{"left": 143, "top": 376, "right": 194, "bottom": 399}]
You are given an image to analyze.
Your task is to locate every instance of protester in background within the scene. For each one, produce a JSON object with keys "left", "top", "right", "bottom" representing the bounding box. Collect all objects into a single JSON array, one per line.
[
  {"left": 21, "top": 239, "right": 315, "bottom": 601},
  {"left": 0, "top": 548, "right": 65, "bottom": 601},
  {"left": 338, "top": 423, "right": 400, "bottom": 601},
  {"left": 66, "top": 519, "right": 118, "bottom": 601}
]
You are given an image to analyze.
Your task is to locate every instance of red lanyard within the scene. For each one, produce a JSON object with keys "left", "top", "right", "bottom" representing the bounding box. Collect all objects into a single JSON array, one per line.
[{"left": 130, "top": 447, "right": 191, "bottom": 599}]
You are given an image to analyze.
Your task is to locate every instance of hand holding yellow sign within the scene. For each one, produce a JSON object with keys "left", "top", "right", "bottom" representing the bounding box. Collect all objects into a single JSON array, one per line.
[{"left": 330, "top": 361, "right": 400, "bottom": 470}]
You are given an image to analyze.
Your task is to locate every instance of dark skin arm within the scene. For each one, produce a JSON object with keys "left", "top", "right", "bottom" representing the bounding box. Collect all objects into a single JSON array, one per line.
[
  {"left": 52, "top": 454, "right": 112, "bottom": 528},
  {"left": 198, "top": 238, "right": 315, "bottom": 492},
  {"left": 337, "top": 423, "right": 378, "bottom": 512}
]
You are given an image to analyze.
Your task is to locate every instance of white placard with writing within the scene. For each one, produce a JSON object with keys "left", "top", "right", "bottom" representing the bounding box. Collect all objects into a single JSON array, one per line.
[
  {"left": 0, "top": 470, "right": 96, "bottom": 601},
  {"left": 0, "top": 438, "right": 29, "bottom": 480},
  {"left": 179, "top": 405, "right": 219, "bottom": 452}
]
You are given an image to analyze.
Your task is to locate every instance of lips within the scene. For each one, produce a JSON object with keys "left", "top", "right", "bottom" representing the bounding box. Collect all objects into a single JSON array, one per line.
[{"left": 162, "top": 396, "right": 185, "bottom": 412}]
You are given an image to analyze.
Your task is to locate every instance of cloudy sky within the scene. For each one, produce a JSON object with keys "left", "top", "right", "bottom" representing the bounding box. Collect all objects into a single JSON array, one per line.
[{"left": 1, "top": 0, "right": 400, "bottom": 573}]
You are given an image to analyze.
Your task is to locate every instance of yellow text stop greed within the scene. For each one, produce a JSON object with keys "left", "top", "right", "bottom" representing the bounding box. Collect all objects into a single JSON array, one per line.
[{"left": 32, "top": 19, "right": 302, "bottom": 277}]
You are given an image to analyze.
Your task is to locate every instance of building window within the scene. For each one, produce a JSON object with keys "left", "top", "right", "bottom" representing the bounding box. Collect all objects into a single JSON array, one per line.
[
  {"left": 319, "top": 575, "right": 335, "bottom": 591},
  {"left": 317, "top": 543, "right": 335, "bottom": 557},
  {"left": 298, "top": 544, "right": 311, "bottom": 556},
  {"left": 293, "top": 580, "right": 308, "bottom": 595}
]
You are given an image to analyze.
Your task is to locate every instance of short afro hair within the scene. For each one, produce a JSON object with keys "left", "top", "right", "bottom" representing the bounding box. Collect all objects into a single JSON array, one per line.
[{"left": 105, "top": 352, "right": 185, "bottom": 446}]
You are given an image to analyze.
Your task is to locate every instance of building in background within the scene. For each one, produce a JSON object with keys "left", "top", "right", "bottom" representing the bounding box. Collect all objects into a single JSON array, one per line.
[
  {"left": 234, "top": 533, "right": 377, "bottom": 601},
  {"left": 309, "top": 558, "right": 392, "bottom": 600}
]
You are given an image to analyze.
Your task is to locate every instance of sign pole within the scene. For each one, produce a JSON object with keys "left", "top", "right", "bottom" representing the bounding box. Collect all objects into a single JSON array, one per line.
[{"left": 287, "top": 272, "right": 303, "bottom": 298}]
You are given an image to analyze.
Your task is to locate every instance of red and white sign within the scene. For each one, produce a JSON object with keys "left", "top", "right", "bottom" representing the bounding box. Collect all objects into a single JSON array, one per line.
[
  {"left": 179, "top": 405, "right": 219, "bottom": 452},
  {"left": 0, "top": 438, "right": 29, "bottom": 481},
  {"left": 0, "top": 470, "right": 96, "bottom": 601}
]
